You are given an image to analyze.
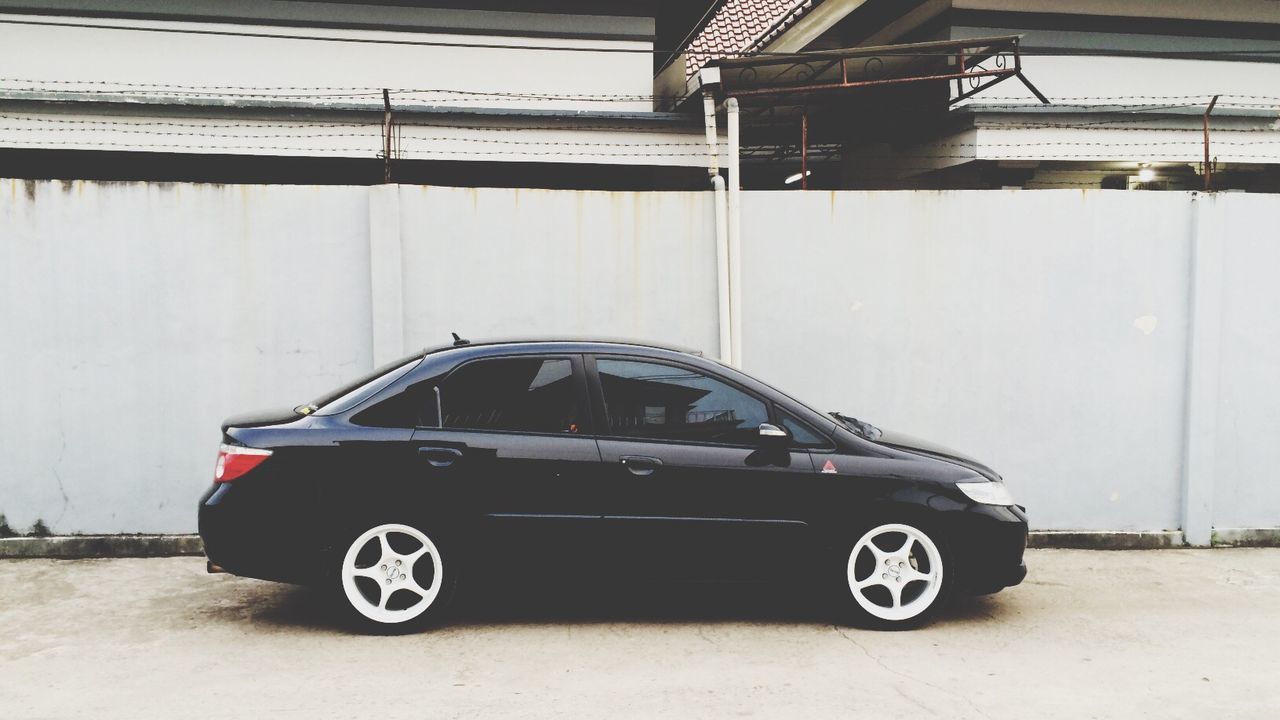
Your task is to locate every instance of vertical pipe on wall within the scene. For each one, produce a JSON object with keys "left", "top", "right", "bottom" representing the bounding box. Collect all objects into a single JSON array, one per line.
[
  {"left": 702, "top": 87, "right": 721, "bottom": 178},
  {"left": 711, "top": 175, "right": 731, "bottom": 365},
  {"left": 726, "top": 98, "right": 743, "bottom": 368},
  {"left": 702, "top": 74, "right": 733, "bottom": 365}
]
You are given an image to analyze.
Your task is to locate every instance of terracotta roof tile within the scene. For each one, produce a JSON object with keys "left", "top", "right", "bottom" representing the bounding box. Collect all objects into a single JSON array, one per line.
[{"left": 685, "top": 0, "right": 816, "bottom": 77}]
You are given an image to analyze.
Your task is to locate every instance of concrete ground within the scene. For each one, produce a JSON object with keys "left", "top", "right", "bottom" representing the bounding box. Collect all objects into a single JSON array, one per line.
[{"left": 1, "top": 549, "right": 1277, "bottom": 719}]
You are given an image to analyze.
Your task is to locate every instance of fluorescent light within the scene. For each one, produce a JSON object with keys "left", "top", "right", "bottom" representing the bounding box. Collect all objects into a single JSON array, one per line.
[
  {"left": 1137, "top": 165, "right": 1155, "bottom": 183},
  {"left": 784, "top": 170, "right": 812, "bottom": 185}
]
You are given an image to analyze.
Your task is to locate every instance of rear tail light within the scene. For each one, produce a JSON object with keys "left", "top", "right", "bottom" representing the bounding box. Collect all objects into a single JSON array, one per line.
[{"left": 214, "top": 443, "right": 272, "bottom": 483}]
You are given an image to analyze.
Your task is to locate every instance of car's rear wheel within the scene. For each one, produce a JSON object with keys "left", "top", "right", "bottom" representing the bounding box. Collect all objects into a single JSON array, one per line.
[
  {"left": 838, "top": 521, "right": 950, "bottom": 629},
  {"left": 335, "top": 521, "right": 454, "bottom": 633}
]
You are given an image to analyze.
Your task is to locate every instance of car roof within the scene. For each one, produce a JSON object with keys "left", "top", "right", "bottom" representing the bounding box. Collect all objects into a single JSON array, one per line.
[{"left": 423, "top": 337, "right": 705, "bottom": 358}]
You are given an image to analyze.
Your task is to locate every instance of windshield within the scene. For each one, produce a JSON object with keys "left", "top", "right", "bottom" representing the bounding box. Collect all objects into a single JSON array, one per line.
[{"left": 309, "top": 354, "right": 423, "bottom": 416}]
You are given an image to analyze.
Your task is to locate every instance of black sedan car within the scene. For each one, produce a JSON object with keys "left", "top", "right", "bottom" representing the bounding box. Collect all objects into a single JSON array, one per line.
[{"left": 200, "top": 338, "right": 1026, "bottom": 631}]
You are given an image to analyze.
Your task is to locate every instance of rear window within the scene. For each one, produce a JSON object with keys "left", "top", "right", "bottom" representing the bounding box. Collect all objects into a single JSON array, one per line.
[{"left": 311, "top": 355, "right": 422, "bottom": 416}]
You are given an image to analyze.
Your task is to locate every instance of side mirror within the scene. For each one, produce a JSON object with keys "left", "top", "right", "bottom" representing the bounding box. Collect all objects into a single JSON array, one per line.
[{"left": 758, "top": 423, "right": 789, "bottom": 444}]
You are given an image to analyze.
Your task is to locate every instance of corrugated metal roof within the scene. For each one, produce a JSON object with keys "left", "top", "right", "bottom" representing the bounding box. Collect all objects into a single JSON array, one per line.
[{"left": 685, "top": 0, "right": 819, "bottom": 77}]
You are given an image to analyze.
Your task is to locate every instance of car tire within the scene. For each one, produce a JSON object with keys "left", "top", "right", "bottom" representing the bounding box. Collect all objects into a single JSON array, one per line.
[
  {"left": 833, "top": 519, "right": 952, "bottom": 630},
  {"left": 330, "top": 519, "right": 457, "bottom": 634}
]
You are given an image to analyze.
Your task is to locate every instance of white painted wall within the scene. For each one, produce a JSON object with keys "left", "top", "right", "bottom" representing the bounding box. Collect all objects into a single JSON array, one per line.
[
  {"left": 1212, "top": 194, "right": 1280, "bottom": 530},
  {"left": 952, "top": 49, "right": 1280, "bottom": 112},
  {"left": 0, "top": 14, "right": 655, "bottom": 112},
  {"left": 0, "top": 180, "right": 373, "bottom": 533},
  {"left": 396, "top": 185, "right": 720, "bottom": 352},
  {"left": 739, "top": 190, "right": 1193, "bottom": 531},
  {"left": 2, "top": 180, "right": 1277, "bottom": 537}
]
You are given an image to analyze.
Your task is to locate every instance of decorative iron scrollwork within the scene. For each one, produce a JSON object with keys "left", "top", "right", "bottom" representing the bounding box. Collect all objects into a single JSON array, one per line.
[{"left": 864, "top": 57, "right": 885, "bottom": 79}]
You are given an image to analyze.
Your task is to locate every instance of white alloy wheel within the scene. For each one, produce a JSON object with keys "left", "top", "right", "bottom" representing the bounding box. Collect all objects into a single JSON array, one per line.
[
  {"left": 340, "top": 523, "right": 444, "bottom": 625},
  {"left": 845, "top": 523, "right": 944, "bottom": 623}
]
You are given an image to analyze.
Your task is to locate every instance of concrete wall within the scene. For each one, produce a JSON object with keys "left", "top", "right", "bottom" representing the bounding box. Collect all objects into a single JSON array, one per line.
[{"left": 2, "top": 179, "right": 1278, "bottom": 538}]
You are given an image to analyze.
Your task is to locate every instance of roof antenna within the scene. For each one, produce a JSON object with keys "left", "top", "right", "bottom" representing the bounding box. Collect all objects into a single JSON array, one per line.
[{"left": 451, "top": 332, "right": 471, "bottom": 347}]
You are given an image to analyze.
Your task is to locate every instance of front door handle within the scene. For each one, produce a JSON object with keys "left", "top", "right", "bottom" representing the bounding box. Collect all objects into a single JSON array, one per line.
[
  {"left": 418, "top": 446, "right": 463, "bottom": 468},
  {"left": 620, "top": 455, "right": 663, "bottom": 476}
]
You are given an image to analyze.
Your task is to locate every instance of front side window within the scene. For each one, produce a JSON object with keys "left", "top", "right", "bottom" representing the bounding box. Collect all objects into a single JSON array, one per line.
[
  {"left": 597, "top": 358, "right": 768, "bottom": 445},
  {"left": 439, "top": 357, "right": 580, "bottom": 434},
  {"left": 778, "top": 409, "right": 831, "bottom": 448}
]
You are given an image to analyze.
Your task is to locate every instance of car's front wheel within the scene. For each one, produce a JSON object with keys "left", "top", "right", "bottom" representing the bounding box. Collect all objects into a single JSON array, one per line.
[
  {"left": 838, "top": 521, "right": 950, "bottom": 629},
  {"left": 334, "top": 520, "right": 455, "bottom": 633}
]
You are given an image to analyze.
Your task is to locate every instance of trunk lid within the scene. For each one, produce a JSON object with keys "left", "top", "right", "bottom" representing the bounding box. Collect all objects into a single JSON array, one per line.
[{"left": 220, "top": 407, "right": 303, "bottom": 432}]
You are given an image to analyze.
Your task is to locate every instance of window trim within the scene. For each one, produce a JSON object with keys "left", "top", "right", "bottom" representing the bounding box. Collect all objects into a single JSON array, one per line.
[
  {"left": 774, "top": 405, "right": 837, "bottom": 451},
  {"left": 413, "top": 353, "right": 595, "bottom": 438},
  {"left": 586, "top": 353, "right": 776, "bottom": 449}
]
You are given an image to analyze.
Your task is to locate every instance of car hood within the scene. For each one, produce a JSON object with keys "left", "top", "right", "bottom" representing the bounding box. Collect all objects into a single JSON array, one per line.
[
  {"left": 873, "top": 429, "right": 1001, "bottom": 482},
  {"left": 221, "top": 407, "right": 303, "bottom": 432}
]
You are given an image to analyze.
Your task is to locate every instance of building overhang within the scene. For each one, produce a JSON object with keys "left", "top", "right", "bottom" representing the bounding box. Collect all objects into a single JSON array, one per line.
[{"left": 0, "top": 0, "right": 726, "bottom": 76}]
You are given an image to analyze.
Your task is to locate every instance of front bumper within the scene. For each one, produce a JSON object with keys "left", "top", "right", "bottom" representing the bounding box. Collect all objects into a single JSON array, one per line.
[{"left": 948, "top": 503, "right": 1029, "bottom": 595}]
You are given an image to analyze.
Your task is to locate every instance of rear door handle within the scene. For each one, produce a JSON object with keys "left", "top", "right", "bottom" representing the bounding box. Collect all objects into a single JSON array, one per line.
[
  {"left": 418, "top": 446, "right": 463, "bottom": 468},
  {"left": 619, "top": 455, "right": 663, "bottom": 476}
]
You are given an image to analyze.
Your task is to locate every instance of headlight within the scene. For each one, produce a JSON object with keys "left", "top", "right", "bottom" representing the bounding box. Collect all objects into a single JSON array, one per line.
[{"left": 956, "top": 480, "right": 1016, "bottom": 506}]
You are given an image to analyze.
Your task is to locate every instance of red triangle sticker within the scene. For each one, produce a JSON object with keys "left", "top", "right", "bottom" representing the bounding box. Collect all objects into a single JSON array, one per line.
[{"left": 821, "top": 460, "right": 837, "bottom": 474}]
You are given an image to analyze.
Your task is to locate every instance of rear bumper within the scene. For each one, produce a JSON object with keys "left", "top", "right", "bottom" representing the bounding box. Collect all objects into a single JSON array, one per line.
[{"left": 198, "top": 483, "right": 314, "bottom": 584}]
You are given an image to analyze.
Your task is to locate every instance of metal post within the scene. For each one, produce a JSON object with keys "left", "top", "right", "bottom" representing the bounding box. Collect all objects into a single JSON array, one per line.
[
  {"left": 700, "top": 74, "right": 732, "bottom": 365},
  {"left": 726, "top": 98, "right": 743, "bottom": 367},
  {"left": 381, "top": 87, "right": 391, "bottom": 183},
  {"left": 1203, "top": 94, "right": 1220, "bottom": 192},
  {"left": 801, "top": 109, "right": 809, "bottom": 190}
]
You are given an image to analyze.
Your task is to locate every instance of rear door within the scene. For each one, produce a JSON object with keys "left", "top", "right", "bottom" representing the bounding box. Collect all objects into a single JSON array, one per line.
[
  {"left": 408, "top": 354, "right": 604, "bottom": 572},
  {"left": 588, "top": 355, "right": 818, "bottom": 581}
]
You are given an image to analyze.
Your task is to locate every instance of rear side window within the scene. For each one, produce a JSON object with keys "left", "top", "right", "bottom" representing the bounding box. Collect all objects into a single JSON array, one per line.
[
  {"left": 311, "top": 355, "right": 421, "bottom": 416},
  {"left": 439, "top": 357, "right": 581, "bottom": 434},
  {"left": 351, "top": 378, "right": 440, "bottom": 428},
  {"left": 597, "top": 358, "right": 767, "bottom": 445}
]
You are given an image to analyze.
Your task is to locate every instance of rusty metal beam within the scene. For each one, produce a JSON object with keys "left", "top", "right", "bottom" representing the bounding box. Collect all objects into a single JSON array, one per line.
[
  {"left": 727, "top": 67, "right": 1017, "bottom": 99},
  {"left": 718, "top": 35, "right": 1047, "bottom": 107},
  {"left": 1203, "top": 94, "right": 1220, "bottom": 192},
  {"left": 378, "top": 88, "right": 389, "bottom": 183},
  {"left": 713, "top": 35, "right": 1023, "bottom": 69},
  {"left": 800, "top": 108, "right": 808, "bottom": 190}
]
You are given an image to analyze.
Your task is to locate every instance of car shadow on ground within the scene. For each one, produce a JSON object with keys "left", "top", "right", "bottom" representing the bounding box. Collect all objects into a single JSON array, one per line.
[{"left": 202, "top": 574, "right": 1013, "bottom": 634}]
